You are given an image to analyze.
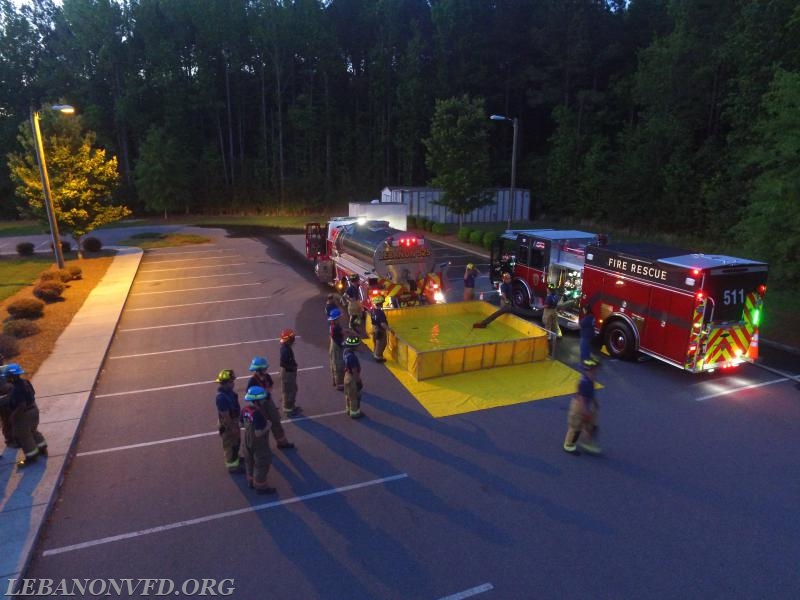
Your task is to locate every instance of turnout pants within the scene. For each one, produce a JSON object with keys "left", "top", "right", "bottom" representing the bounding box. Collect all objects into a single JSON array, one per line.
[
  {"left": 372, "top": 330, "right": 387, "bottom": 360},
  {"left": 329, "top": 340, "right": 344, "bottom": 386},
  {"left": 218, "top": 413, "right": 240, "bottom": 471},
  {"left": 343, "top": 371, "right": 362, "bottom": 416},
  {"left": 11, "top": 406, "right": 46, "bottom": 461},
  {"left": 281, "top": 369, "right": 298, "bottom": 412},
  {"left": 564, "top": 398, "right": 597, "bottom": 448},
  {"left": 243, "top": 427, "right": 273, "bottom": 491}
]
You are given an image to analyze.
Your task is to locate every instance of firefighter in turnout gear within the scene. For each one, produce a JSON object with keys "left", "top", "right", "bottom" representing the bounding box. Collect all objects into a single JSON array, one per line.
[
  {"left": 246, "top": 357, "right": 295, "bottom": 450},
  {"left": 542, "top": 282, "right": 562, "bottom": 340},
  {"left": 279, "top": 328, "right": 302, "bottom": 417},
  {"left": 0, "top": 353, "right": 17, "bottom": 450},
  {"left": 240, "top": 386, "right": 276, "bottom": 494},
  {"left": 563, "top": 359, "right": 602, "bottom": 455},
  {"left": 328, "top": 308, "right": 345, "bottom": 389},
  {"left": 343, "top": 274, "right": 364, "bottom": 334},
  {"left": 215, "top": 369, "right": 241, "bottom": 472},
  {"left": 342, "top": 336, "right": 364, "bottom": 418},
  {"left": 1, "top": 364, "right": 47, "bottom": 468},
  {"left": 370, "top": 295, "right": 390, "bottom": 362},
  {"left": 463, "top": 263, "right": 480, "bottom": 301}
]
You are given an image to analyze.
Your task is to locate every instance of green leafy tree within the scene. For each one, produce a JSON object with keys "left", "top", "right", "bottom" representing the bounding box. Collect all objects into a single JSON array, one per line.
[
  {"left": 735, "top": 68, "right": 800, "bottom": 285},
  {"left": 423, "top": 95, "right": 492, "bottom": 227},
  {"left": 134, "top": 126, "right": 195, "bottom": 217},
  {"left": 7, "top": 107, "right": 129, "bottom": 257}
]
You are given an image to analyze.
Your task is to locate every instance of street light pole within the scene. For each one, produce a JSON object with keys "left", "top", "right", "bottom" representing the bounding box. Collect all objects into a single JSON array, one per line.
[
  {"left": 30, "top": 105, "right": 74, "bottom": 270},
  {"left": 490, "top": 114, "right": 519, "bottom": 231}
]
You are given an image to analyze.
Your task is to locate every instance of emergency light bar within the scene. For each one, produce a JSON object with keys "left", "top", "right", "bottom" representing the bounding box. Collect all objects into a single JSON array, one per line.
[{"left": 389, "top": 235, "right": 423, "bottom": 248}]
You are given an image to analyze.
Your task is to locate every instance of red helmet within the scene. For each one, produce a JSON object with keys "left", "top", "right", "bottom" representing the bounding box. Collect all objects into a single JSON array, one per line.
[{"left": 280, "top": 328, "right": 295, "bottom": 342}]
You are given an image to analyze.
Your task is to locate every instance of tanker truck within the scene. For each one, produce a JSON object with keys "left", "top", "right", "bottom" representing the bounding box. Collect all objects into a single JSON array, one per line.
[{"left": 305, "top": 218, "right": 447, "bottom": 308}]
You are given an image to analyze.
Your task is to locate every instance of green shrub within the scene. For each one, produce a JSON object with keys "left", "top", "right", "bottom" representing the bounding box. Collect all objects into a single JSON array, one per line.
[
  {"left": 3, "top": 319, "right": 40, "bottom": 339},
  {"left": 406, "top": 215, "right": 417, "bottom": 229},
  {"left": 7, "top": 298, "right": 44, "bottom": 319},
  {"left": 482, "top": 231, "right": 498, "bottom": 250},
  {"left": 68, "top": 265, "right": 83, "bottom": 280},
  {"left": 16, "top": 242, "right": 35, "bottom": 256},
  {"left": 33, "top": 280, "right": 65, "bottom": 302},
  {"left": 0, "top": 334, "right": 19, "bottom": 359},
  {"left": 458, "top": 227, "right": 473, "bottom": 242},
  {"left": 426, "top": 219, "right": 436, "bottom": 231},
  {"left": 432, "top": 222, "right": 446, "bottom": 234},
  {"left": 82, "top": 236, "right": 103, "bottom": 252},
  {"left": 469, "top": 230, "right": 484, "bottom": 245}
]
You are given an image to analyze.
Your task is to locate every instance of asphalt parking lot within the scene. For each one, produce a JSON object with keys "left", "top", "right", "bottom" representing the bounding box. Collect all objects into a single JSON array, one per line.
[{"left": 19, "top": 228, "right": 800, "bottom": 599}]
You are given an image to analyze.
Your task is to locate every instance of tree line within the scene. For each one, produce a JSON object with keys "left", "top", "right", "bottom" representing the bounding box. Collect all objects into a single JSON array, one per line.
[{"left": 0, "top": 0, "right": 797, "bottom": 284}]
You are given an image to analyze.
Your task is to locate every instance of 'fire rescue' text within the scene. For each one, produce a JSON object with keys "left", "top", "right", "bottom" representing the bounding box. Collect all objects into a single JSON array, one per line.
[{"left": 607, "top": 257, "right": 668, "bottom": 281}]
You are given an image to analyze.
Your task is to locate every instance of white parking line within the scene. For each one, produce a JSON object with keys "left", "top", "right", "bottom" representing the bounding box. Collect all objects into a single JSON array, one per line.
[
  {"left": 119, "top": 314, "right": 284, "bottom": 332},
  {"left": 146, "top": 248, "right": 228, "bottom": 256},
  {"left": 135, "top": 271, "right": 252, "bottom": 283},
  {"left": 93, "top": 367, "right": 323, "bottom": 398},
  {"left": 131, "top": 282, "right": 260, "bottom": 296},
  {"left": 109, "top": 337, "right": 282, "bottom": 359},
  {"left": 42, "top": 474, "right": 409, "bottom": 556},
  {"left": 126, "top": 295, "right": 272, "bottom": 311},
  {"left": 695, "top": 377, "right": 790, "bottom": 401},
  {"left": 138, "top": 262, "right": 246, "bottom": 273},
  {"left": 437, "top": 583, "right": 495, "bottom": 600},
  {"left": 76, "top": 410, "right": 345, "bottom": 457},
  {"left": 144, "top": 255, "right": 238, "bottom": 264}
]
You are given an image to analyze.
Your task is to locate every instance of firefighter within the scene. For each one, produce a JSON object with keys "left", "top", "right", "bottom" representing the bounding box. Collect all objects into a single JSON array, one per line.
[
  {"left": 240, "top": 386, "right": 276, "bottom": 494},
  {"left": 343, "top": 274, "right": 363, "bottom": 334},
  {"left": 1, "top": 364, "right": 47, "bottom": 468},
  {"left": 542, "top": 282, "right": 562, "bottom": 340},
  {"left": 463, "top": 263, "right": 480, "bottom": 301},
  {"left": 369, "top": 295, "right": 391, "bottom": 362},
  {"left": 328, "top": 308, "right": 345, "bottom": 389},
  {"left": 246, "top": 356, "right": 295, "bottom": 450},
  {"left": 342, "top": 336, "right": 364, "bottom": 418},
  {"left": 579, "top": 304, "right": 597, "bottom": 361},
  {"left": 473, "top": 272, "right": 513, "bottom": 328},
  {"left": 215, "top": 369, "right": 241, "bottom": 472},
  {"left": 1, "top": 353, "right": 17, "bottom": 450},
  {"left": 279, "top": 328, "right": 302, "bottom": 418},
  {"left": 324, "top": 293, "right": 341, "bottom": 318},
  {"left": 563, "top": 358, "right": 602, "bottom": 455}
]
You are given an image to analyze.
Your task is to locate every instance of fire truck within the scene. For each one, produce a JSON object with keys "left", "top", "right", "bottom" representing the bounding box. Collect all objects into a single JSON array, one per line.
[
  {"left": 305, "top": 217, "right": 447, "bottom": 308},
  {"left": 490, "top": 230, "right": 768, "bottom": 372}
]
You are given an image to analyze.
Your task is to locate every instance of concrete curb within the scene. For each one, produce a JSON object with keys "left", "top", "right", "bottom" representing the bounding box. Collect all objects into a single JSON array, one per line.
[{"left": 1, "top": 246, "right": 142, "bottom": 597}]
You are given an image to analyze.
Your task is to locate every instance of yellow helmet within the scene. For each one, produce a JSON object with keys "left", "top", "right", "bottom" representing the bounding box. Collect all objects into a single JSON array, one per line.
[
  {"left": 467, "top": 263, "right": 475, "bottom": 269},
  {"left": 372, "top": 295, "right": 385, "bottom": 305},
  {"left": 215, "top": 369, "right": 236, "bottom": 383}
]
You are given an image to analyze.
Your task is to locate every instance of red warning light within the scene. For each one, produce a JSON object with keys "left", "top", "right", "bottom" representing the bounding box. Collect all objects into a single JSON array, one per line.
[
  {"left": 691, "top": 268, "right": 700, "bottom": 276},
  {"left": 758, "top": 284, "right": 767, "bottom": 295},
  {"left": 696, "top": 291, "right": 704, "bottom": 301}
]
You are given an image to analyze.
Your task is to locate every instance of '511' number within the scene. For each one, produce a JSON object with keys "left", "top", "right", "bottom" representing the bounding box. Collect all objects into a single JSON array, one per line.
[{"left": 723, "top": 288, "right": 745, "bottom": 305}]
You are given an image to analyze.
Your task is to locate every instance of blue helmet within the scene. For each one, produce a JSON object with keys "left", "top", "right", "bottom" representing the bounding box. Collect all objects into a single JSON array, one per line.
[
  {"left": 245, "top": 386, "right": 268, "bottom": 402},
  {"left": 328, "top": 308, "right": 342, "bottom": 321},
  {"left": 0, "top": 363, "right": 25, "bottom": 377},
  {"left": 248, "top": 356, "right": 269, "bottom": 372}
]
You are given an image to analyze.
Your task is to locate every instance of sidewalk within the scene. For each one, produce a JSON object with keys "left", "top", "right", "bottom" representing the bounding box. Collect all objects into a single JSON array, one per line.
[{"left": 0, "top": 247, "right": 142, "bottom": 598}]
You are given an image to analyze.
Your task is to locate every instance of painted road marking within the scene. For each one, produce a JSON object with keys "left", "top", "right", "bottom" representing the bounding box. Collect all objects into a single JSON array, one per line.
[
  {"left": 126, "top": 296, "right": 272, "bottom": 311},
  {"left": 144, "top": 255, "right": 238, "bottom": 264},
  {"left": 93, "top": 367, "right": 323, "bottom": 398},
  {"left": 695, "top": 377, "right": 790, "bottom": 401},
  {"left": 437, "top": 583, "right": 495, "bottom": 600},
  {"left": 109, "top": 337, "right": 281, "bottom": 359},
  {"left": 76, "top": 410, "right": 344, "bottom": 457},
  {"left": 130, "top": 282, "right": 260, "bottom": 296},
  {"left": 42, "top": 474, "right": 409, "bottom": 556},
  {"left": 145, "top": 248, "right": 228, "bottom": 256},
  {"left": 138, "top": 262, "right": 246, "bottom": 273},
  {"left": 118, "top": 313, "right": 284, "bottom": 332},
  {"left": 135, "top": 271, "right": 252, "bottom": 283}
]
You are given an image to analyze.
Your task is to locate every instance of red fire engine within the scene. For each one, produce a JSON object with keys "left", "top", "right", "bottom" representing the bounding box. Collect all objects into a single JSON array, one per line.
[
  {"left": 305, "top": 217, "right": 447, "bottom": 308},
  {"left": 490, "top": 230, "right": 768, "bottom": 372}
]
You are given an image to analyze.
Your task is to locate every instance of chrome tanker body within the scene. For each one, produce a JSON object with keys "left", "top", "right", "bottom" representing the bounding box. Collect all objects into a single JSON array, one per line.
[{"left": 332, "top": 221, "right": 436, "bottom": 284}]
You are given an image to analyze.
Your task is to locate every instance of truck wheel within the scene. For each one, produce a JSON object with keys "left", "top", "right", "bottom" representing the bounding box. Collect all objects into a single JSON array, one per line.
[
  {"left": 604, "top": 320, "right": 636, "bottom": 360},
  {"left": 511, "top": 282, "right": 531, "bottom": 310}
]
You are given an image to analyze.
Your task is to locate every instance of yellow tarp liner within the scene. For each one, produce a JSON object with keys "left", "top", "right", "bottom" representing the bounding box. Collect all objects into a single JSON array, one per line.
[{"left": 364, "top": 301, "right": 586, "bottom": 417}]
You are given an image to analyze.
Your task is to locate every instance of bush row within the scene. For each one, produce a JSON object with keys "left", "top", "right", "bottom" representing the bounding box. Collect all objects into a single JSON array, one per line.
[
  {"left": 15, "top": 236, "right": 103, "bottom": 257},
  {"left": 458, "top": 227, "right": 501, "bottom": 250}
]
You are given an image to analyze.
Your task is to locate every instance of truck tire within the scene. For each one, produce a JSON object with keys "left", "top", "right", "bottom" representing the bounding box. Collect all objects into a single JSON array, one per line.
[
  {"left": 511, "top": 282, "right": 531, "bottom": 310},
  {"left": 604, "top": 320, "right": 636, "bottom": 360}
]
